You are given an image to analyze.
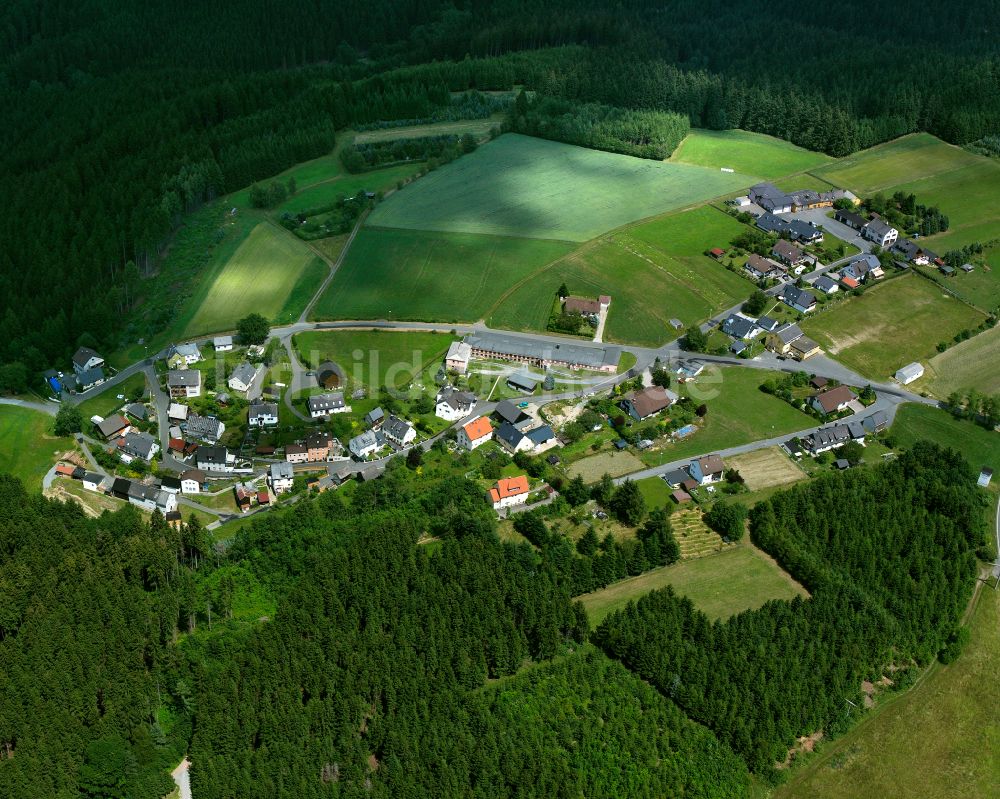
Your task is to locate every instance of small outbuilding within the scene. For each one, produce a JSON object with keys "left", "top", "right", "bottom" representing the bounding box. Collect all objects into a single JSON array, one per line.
[{"left": 894, "top": 362, "right": 924, "bottom": 385}]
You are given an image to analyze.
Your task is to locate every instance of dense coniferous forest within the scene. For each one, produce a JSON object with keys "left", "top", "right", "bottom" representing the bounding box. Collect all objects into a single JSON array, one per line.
[{"left": 2, "top": 1, "right": 1000, "bottom": 379}]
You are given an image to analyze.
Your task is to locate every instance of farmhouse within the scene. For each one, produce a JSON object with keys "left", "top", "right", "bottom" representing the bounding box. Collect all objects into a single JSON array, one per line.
[
  {"left": 488, "top": 475, "right": 530, "bottom": 510},
  {"left": 772, "top": 239, "right": 804, "bottom": 266},
  {"left": 349, "top": 430, "right": 385, "bottom": 460},
  {"left": 620, "top": 385, "right": 678, "bottom": 421},
  {"left": 308, "top": 392, "right": 349, "bottom": 418},
  {"left": 766, "top": 323, "right": 804, "bottom": 354},
  {"left": 811, "top": 385, "right": 856, "bottom": 415},
  {"left": 789, "top": 336, "right": 822, "bottom": 361},
  {"left": 436, "top": 387, "right": 476, "bottom": 421},
  {"left": 786, "top": 219, "right": 823, "bottom": 244},
  {"left": 74, "top": 367, "right": 106, "bottom": 392},
  {"left": 119, "top": 431, "right": 159, "bottom": 463},
  {"left": 563, "top": 294, "right": 611, "bottom": 319},
  {"left": 834, "top": 209, "right": 867, "bottom": 230},
  {"left": 744, "top": 253, "right": 786, "bottom": 280},
  {"left": 495, "top": 422, "right": 531, "bottom": 454},
  {"left": 382, "top": 415, "right": 416, "bottom": 448},
  {"left": 689, "top": 454, "right": 725, "bottom": 485},
  {"left": 506, "top": 373, "right": 539, "bottom": 394},
  {"left": 228, "top": 362, "right": 258, "bottom": 393},
  {"left": 525, "top": 425, "right": 557, "bottom": 452},
  {"left": 457, "top": 416, "right": 493, "bottom": 451},
  {"left": 445, "top": 341, "right": 472, "bottom": 374},
  {"left": 180, "top": 469, "right": 205, "bottom": 494},
  {"left": 780, "top": 285, "right": 817, "bottom": 313},
  {"left": 316, "top": 361, "right": 342, "bottom": 389},
  {"left": 863, "top": 218, "right": 898, "bottom": 248},
  {"left": 185, "top": 413, "right": 225, "bottom": 443},
  {"left": 213, "top": 335, "right": 233, "bottom": 352},
  {"left": 248, "top": 401, "right": 279, "bottom": 427},
  {"left": 749, "top": 183, "right": 793, "bottom": 214},
  {"left": 803, "top": 424, "right": 852, "bottom": 454},
  {"left": 96, "top": 414, "right": 130, "bottom": 440},
  {"left": 895, "top": 362, "right": 924, "bottom": 385},
  {"left": 465, "top": 332, "right": 620, "bottom": 373},
  {"left": 73, "top": 347, "right": 104, "bottom": 375},
  {"left": 494, "top": 399, "right": 534, "bottom": 430},
  {"left": 167, "top": 342, "right": 201, "bottom": 368},
  {"left": 196, "top": 446, "right": 233, "bottom": 473},
  {"left": 168, "top": 369, "right": 201, "bottom": 398},
  {"left": 721, "top": 314, "right": 761, "bottom": 340}
]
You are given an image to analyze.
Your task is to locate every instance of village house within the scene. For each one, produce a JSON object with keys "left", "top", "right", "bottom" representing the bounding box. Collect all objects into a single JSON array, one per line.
[
  {"left": 168, "top": 369, "right": 201, "bottom": 398},
  {"left": 744, "top": 253, "right": 787, "bottom": 281},
  {"left": 82, "top": 471, "right": 104, "bottom": 492},
  {"left": 495, "top": 421, "right": 532, "bottom": 454},
  {"left": 840, "top": 254, "right": 884, "bottom": 284},
  {"left": 305, "top": 430, "right": 336, "bottom": 462},
  {"left": 789, "top": 336, "right": 822, "bottom": 361},
  {"left": 525, "top": 424, "right": 557, "bottom": 452},
  {"left": 185, "top": 413, "right": 225, "bottom": 443},
  {"left": 286, "top": 443, "right": 309, "bottom": 463},
  {"left": 813, "top": 275, "right": 839, "bottom": 295},
  {"left": 465, "top": 332, "right": 621, "bottom": 373},
  {"left": 196, "top": 446, "right": 233, "bottom": 473},
  {"left": 73, "top": 346, "right": 104, "bottom": 375},
  {"left": 749, "top": 183, "right": 793, "bottom": 213},
  {"left": 213, "top": 335, "right": 233, "bottom": 352},
  {"left": 620, "top": 385, "right": 678, "bottom": 422},
  {"left": 248, "top": 401, "right": 279, "bottom": 427},
  {"left": 119, "top": 431, "right": 159, "bottom": 463},
  {"left": 228, "top": 362, "right": 258, "bottom": 393},
  {"left": 307, "top": 392, "right": 350, "bottom": 418},
  {"left": 96, "top": 414, "right": 130, "bottom": 440},
  {"left": 756, "top": 316, "right": 780, "bottom": 334},
  {"left": 802, "top": 424, "right": 853, "bottom": 454},
  {"left": 74, "top": 367, "right": 106, "bottom": 392},
  {"left": 689, "top": 454, "right": 725, "bottom": 485},
  {"left": 756, "top": 212, "right": 790, "bottom": 236},
  {"left": 167, "top": 342, "right": 201, "bottom": 369},
  {"left": 269, "top": 462, "right": 295, "bottom": 494},
  {"left": 863, "top": 218, "right": 898, "bottom": 248},
  {"left": 457, "top": 415, "right": 493, "bottom": 451},
  {"left": 435, "top": 387, "right": 476, "bottom": 421},
  {"left": 234, "top": 482, "right": 255, "bottom": 512},
  {"left": 892, "top": 239, "right": 931, "bottom": 265},
  {"left": 180, "top": 469, "right": 205, "bottom": 494},
  {"left": 721, "top": 314, "right": 761, "bottom": 341},
  {"left": 445, "top": 341, "right": 472, "bottom": 374},
  {"left": 349, "top": 429, "right": 385, "bottom": 460},
  {"left": 365, "top": 407, "right": 385, "bottom": 428},
  {"left": 382, "top": 416, "right": 416, "bottom": 449},
  {"left": 786, "top": 219, "right": 823, "bottom": 244},
  {"left": 125, "top": 402, "right": 148, "bottom": 421},
  {"left": 781, "top": 284, "right": 817, "bottom": 313},
  {"left": 562, "top": 294, "right": 611, "bottom": 323},
  {"left": 811, "top": 384, "right": 856, "bottom": 415},
  {"left": 167, "top": 402, "right": 189, "bottom": 422},
  {"left": 766, "top": 323, "right": 804, "bottom": 354},
  {"left": 488, "top": 475, "right": 530, "bottom": 510},
  {"left": 159, "top": 476, "right": 182, "bottom": 494},
  {"left": 771, "top": 239, "right": 805, "bottom": 267}
]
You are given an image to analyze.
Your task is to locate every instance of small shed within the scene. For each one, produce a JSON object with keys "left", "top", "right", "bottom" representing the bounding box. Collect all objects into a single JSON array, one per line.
[
  {"left": 613, "top": 439, "right": 628, "bottom": 450},
  {"left": 506, "top": 373, "right": 539, "bottom": 393},
  {"left": 978, "top": 467, "right": 993, "bottom": 487},
  {"left": 669, "top": 318, "right": 684, "bottom": 331},
  {"left": 671, "top": 489, "right": 692, "bottom": 504},
  {"left": 939, "top": 264, "right": 955, "bottom": 277},
  {"left": 834, "top": 459, "right": 850, "bottom": 470},
  {"left": 894, "top": 362, "right": 924, "bottom": 385}
]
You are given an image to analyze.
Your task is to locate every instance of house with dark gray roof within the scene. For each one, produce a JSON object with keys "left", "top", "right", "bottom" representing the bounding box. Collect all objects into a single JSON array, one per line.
[
  {"left": 196, "top": 446, "right": 232, "bottom": 472},
  {"left": 365, "top": 407, "right": 385, "bottom": 428},
  {"left": 495, "top": 422, "right": 531, "bottom": 453},
  {"left": 814, "top": 275, "right": 839, "bottom": 294},
  {"left": 755, "top": 212, "right": 790, "bottom": 235},
  {"left": 382, "top": 415, "right": 416, "bottom": 448},
  {"left": 721, "top": 314, "right": 761, "bottom": 340},
  {"left": 185, "top": 413, "right": 225, "bottom": 443},
  {"left": 786, "top": 219, "right": 823, "bottom": 243},
  {"left": 228, "top": 362, "right": 258, "bottom": 393},
  {"left": 120, "top": 431, "right": 159, "bottom": 462},
  {"left": 749, "top": 183, "right": 793, "bottom": 213},
  {"left": 72, "top": 347, "right": 104, "bottom": 374},
  {"left": 506, "top": 373, "right": 539, "bottom": 393},
  {"left": 863, "top": 218, "right": 898, "bottom": 248},
  {"left": 802, "top": 424, "right": 852, "bottom": 453},
  {"left": 96, "top": 414, "right": 130, "bottom": 440},
  {"left": 780, "top": 285, "right": 817, "bottom": 313},
  {"left": 308, "top": 392, "right": 348, "bottom": 418},
  {"left": 494, "top": 399, "right": 532, "bottom": 429},
  {"left": 75, "top": 367, "right": 106, "bottom": 392},
  {"left": 834, "top": 208, "right": 867, "bottom": 230},
  {"left": 249, "top": 402, "right": 279, "bottom": 427},
  {"left": 168, "top": 369, "right": 201, "bottom": 398}
]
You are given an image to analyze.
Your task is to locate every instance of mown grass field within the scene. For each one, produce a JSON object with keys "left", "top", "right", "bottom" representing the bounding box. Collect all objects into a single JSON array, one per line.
[
  {"left": 0, "top": 407, "right": 73, "bottom": 492},
  {"left": 923, "top": 257, "right": 1000, "bottom": 312},
  {"left": 76, "top": 372, "right": 148, "bottom": 421},
  {"left": 579, "top": 541, "right": 807, "bottom": 625},
  {"left": 488, "top": 231, "right": 748, "bottom": 347},
  {"left": 917, "top": 324, "right": 1000, "bottom": 398},
  {"left": 811, "top": 133, "right": 984, "bottom": 195},
  {"left": 671, "top": 129, "right": 833, "bottom": 179},
  {"left": 890, "top": 404, "right": 1000, "bottom": 474},
  {"left": 367, "top": 133, "right": 754, "bottom": 241},
  {"left": 727, "top": 447, "right": 807, "bottom": 491},
  {"left": 801, "top": 274, "right": 986, "bottom": 380},
  {"left": 313, "top": 227, "right": 572, "bottom": 322},
  {"left": 184, "top": 223, "right": 325, "bottom": 337},
  {"left": 567, "top": 450, "right": 647, "bottom": 483},
  {"left": 636, "top": 476, "right": 672, "bottom": 509},
  {"left": 629, "top": 205, "right": 747, "bottom": 255},
  {"left": 278, "top": 163, "right": 422, "bottom": 214},
  {"left": 293, "top": 329, "right": 456, "bottom": 390},
  {"left": 638, "top": 367, "right": 816, "bottom": 466},
  {"left": 776, "top": 583, "right": 1000, "bottom": 799}
]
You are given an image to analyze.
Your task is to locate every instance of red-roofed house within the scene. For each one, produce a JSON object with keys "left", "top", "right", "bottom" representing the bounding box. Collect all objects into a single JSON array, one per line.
[
  {"left": 457, "top": 416, "right": 493, "bottom": 451},
  {"left": 489, "top": 475, "right": 530, "bottom": 510}
]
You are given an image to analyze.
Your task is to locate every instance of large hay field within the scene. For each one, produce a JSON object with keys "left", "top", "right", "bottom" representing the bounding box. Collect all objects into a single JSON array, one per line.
[
  {"left": 568, "top": 450, "right": 646, "bottom": 483},
  {"left": 918, "top": 325, "right": 1000, "bottom": 398},
  {"left": 184, "top": 223, "right": 325, "bottom": 337},
  {"left": 671, "top": 129, "right": 833, "bottom": 179},
  {"left": 890, "top": 404, "right": 1000, "bottom": 475},
  {"left": 367, "top": 133, "right": 754, "bottom": 241},
  {"left": 801, "top": 274, "right": 986, "bottom": 380},
  {"left": 727, "top": 447, "right": 807, "bottom": 491},
  {"left": 312, "top": 227, "right": 572, "bottom": 323}
]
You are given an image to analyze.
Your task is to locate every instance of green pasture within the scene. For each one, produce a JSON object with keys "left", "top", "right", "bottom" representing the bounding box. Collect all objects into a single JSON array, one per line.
[
  {"left": 0, "top": 407, "right": 73, "bottom": 492},
  {"left": 278, "top": 163, "right": 423, "bottom": 214},
  {"left": 889, "top": 404, "right": 999, "bottom": 474},
  {"left": 918, "top": 325, "right": 1000, "bottom": 398},
  {"left": 671, "top": 129, "right": 833, "bottom": 179}
]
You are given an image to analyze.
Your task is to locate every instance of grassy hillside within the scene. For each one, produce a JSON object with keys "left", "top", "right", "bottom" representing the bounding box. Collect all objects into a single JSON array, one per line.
[
  {"left": 0, "top": 407, "right": 72, "bottom": 492},
  {"left": 312, "top": 227, "right": 572, "bottom": 323},
  {"left": 801, "top": 274, "right": 986, "bottom": 380},
  {"left": 367, "top": 133, "right": 754, "bottom": 241},
  {"left": 890, "top": 404, "right": 999, "bottom": 475},
  {"left": 184, "top": 223, "right": 325, "bottom": 337},
  {"left": 917, "top": 325, "right": 1000, "bottom": 398},
  {"left": 671, "top": 129, "right": 833, "bottom": 179}
]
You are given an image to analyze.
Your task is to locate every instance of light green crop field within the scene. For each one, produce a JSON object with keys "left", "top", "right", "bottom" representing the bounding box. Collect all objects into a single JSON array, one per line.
[
  {"left": 489, "top": 233, "right": 747, "bottom": 347},
  {"left": 367, "top": 133, "right": 754, "bottom": 241},
  {"left": 671, "top": 129, "right": 833, "bottom": 179},
  {"left": 580, "top": 541, "right": 806, "bottom": 625},
  {"left": 629, "top": 205, "right": 747, "bottom": 256},
  {"left": 278, "top": 163, "right": 423, "bottom": 214},
  {"left": 890, "top": 404, "right": 1000, "bottom": 474},
  {"left": 0, "top": 407, "right": 73, "bottom": 492},
  {"left": 812, "top": 133, "right": 984, "bottom": 195},
  {"left": 638, "top": 367, "right": 816, "bottom": 466},
  {"left": 917, "top": 325, "right": 1000, "bottom": 398},
  {"left": 801, "top": 274, "right": 986, "bottom": 380},
  {"left": 313, "top": 227, "right": 572, "bottom": 322},
  {"left": 293, "top": 329, "right": 456, "bottom": 389},
  {"left": 184, "top": 223, "right": 324, "bottom": 337},
  {"left": 777, "top": 582, "right": 1000, "bottom": 799}
]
